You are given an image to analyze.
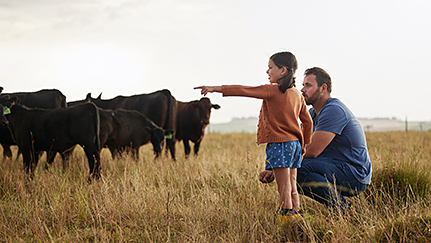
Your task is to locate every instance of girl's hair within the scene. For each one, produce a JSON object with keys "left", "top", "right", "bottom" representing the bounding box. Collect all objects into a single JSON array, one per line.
[{"left": 270, "top": 52, "right": 298, "bottom": 93}]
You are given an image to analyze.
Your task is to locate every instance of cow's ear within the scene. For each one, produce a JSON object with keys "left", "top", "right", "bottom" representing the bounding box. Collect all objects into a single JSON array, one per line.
[
  {"left": 10, "top": 96, "right": 18, "bottom": 104},
  {"left": 212, "top": 104, "right": 221, "bottom": 110},
  {"left": 0, "top": 86, "right": 3, "bottom": 94},
  {"left": 4, "top": 96, "right": 17, "bottom": 108},
  {"left": 13, "top": 96, "right": 20, "bottom": 104},
  {"left": 7, "top": 96, "right": 18, "bottom": 105}
]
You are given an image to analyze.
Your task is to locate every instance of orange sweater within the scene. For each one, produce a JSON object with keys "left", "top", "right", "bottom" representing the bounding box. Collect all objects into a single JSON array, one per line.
[{"left": 222, "top": 84, "right": 312, "bottom": 146}]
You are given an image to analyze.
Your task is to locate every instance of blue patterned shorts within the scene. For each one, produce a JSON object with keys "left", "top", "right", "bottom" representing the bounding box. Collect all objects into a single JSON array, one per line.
[{"left": 265, "top": 140, "right": 302, "bottom": 170}]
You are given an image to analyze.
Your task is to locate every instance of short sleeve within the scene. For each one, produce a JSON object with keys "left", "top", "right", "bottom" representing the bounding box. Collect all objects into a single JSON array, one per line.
[{"left": 315, "top": 105, "right": 348, "bottom": 135}]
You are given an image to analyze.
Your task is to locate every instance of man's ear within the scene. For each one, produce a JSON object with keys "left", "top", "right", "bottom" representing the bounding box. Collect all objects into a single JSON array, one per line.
[{"left": 321, "top": 84, "right": 328, "bottom": 93}]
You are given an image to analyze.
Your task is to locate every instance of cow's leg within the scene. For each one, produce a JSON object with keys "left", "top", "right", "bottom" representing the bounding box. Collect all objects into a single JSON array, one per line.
[
  {"left": 109, "top": 147, "right": 119, "bottom": 160},
  {"left": 84, "top": 147, "right": 101, "bottom": 180},
  {"left": 193, "top": 141, "right": 201, "bottom": 156},
  {"left": 21, "top": 149, "right": 32, "bottom": 175},
  {"left": 1, "top": 145, "right": 12, "bottom": 160},
  {"left": 166, "top": 137, "right": 176, "bottom": 160},
  {"left": 164, "top": 144, "right": 170, "bottom": 158},
  {"left": 183, "top": 139, "right": 191, "bottom": 158},
  {"left": 61, "top": 149, "right": 74, "bottom": 172},
  {"left": 44, "top": 151, "right": 57, "bottom": 170},
  {"left": 33, "top": 151, "right": 43, "bottom": 175},
  {"left": 22, "top": 148, "right": 39, "bottom": 179},
  {"left": 132, "top": 148, "right": 139, "bottom": 160},
  {"left": 15, "top": 147, "right": 22, "bottom": 163}
]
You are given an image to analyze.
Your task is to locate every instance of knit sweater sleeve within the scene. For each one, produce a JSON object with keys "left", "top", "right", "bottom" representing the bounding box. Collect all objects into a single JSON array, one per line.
[
  {"left": 221, "top": 85, "right": 270, "bottom": 99},
  {"left": 299, "top": 98, "right": 313, "bottom": 145}
]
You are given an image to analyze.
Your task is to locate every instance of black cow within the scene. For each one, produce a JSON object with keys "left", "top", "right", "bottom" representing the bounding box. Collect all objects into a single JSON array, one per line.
[
  {"left": 0, "top": 89, "right": 66, "bottom": 108},
  {"left": 99, "top": 108, "right": 172, "bottom": 159},
  {"left": 54, "top": 108, "right": 172, "bottom": 168},
  {"left": 71, "top": 89, "right": 177, "bottom": 159},
  {"left": 0, "top": 89, "right": 66, "bottom": 160},
  {"left": 1, "top": 100, "right": 101, "bottom": 180},
  {"left": 176, "top": 97, "right": 220, "bottom": 157}
]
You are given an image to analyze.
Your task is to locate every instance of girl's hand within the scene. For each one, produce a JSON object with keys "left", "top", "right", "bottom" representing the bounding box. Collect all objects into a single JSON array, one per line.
[
  {"left": 259, "top": 170, "right": 274, "bottom": 183},
  {"left": 194, "top": 86, "right": 221, "bottom": 96}
]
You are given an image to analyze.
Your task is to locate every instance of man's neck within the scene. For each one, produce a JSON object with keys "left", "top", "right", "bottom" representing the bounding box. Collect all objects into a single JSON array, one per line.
[{"left": 312, "top": 96, "right": 331, "bottom": 115}]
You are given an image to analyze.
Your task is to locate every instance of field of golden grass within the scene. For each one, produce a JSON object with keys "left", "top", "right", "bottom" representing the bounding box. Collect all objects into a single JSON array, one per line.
[{"left": 0, "top": 131, "right": 431, "bottom": 242}]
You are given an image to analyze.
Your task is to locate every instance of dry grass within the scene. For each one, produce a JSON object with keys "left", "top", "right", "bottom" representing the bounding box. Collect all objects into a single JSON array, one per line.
[{"left": 0, "top": 131, "right": 431, "bottom": 242}]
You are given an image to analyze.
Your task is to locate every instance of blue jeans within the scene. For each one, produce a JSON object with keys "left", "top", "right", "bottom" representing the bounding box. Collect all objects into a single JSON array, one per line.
[{"left": 297, "top": 157, "right": 368, "bottom": 210}]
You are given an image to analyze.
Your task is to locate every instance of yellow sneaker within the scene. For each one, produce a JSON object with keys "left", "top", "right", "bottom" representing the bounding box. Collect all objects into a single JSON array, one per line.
[
  {"left": 276, "top": 214, "right": 289, "bottom": 227},
  {"left": 275, "top": 210, "right": 301, "bottom": 227}
]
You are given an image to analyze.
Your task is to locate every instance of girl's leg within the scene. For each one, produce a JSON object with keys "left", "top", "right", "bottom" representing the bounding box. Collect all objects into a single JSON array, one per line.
[
  {"left": 290, "top": 168, "right": 300, "bottom": 213},
  {"left": 273, "top": 167, "right": 292, "bottom": 210}
]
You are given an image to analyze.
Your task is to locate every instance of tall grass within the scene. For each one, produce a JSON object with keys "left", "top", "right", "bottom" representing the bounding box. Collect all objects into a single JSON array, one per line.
[{"left": 0, "top": 131, "right": 430, "bottom": 242}]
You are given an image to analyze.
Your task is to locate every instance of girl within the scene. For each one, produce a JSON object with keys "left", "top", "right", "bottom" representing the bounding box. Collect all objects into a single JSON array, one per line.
[{"left": 194, "top": 51, "right": 313, "bottom": 226}]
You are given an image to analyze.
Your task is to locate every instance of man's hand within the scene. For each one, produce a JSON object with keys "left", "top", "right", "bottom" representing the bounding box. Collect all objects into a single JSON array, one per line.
[{"left": 259, "top": 170, "right": 274, "bottom": 183}]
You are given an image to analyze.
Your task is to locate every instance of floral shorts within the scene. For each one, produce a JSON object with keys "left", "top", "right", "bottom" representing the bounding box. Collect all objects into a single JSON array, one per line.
[{"left": 265, "top": 140, "right": 302, "bottom": 170}]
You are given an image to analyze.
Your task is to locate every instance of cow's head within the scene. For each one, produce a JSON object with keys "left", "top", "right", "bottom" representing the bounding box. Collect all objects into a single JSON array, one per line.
[
  {"left": 191, "top": 97, "right": 220, "bottom": 127},
  {"left": 0, "top": 95, "right": 17, "bottom": 126},
  {"left": 0, "top": 104, "right": 9, "bottom": 126},
  {"left": 149, "top": 126, "right": 174, "bottom": 156}
]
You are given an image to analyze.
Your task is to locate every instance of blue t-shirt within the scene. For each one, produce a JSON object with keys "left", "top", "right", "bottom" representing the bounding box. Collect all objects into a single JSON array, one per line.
[{"left": 309, "top": 98, "right": 372, "bottom": 184}]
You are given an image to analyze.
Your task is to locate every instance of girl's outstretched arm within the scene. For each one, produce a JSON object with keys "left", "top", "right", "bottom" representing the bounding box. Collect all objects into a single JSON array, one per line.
[{"left": 194, "top": 86, "right": 222, "bottom": 96}]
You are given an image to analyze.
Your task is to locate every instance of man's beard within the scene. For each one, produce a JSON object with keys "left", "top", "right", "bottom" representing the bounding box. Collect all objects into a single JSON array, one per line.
[{"left": 304, "top": 89, "right": 321, "bottom": 106}]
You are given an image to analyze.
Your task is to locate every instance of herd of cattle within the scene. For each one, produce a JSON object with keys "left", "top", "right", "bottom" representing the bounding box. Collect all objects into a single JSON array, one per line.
[{"left": 0, "top": 87, "right": 220, "bottom": 180}]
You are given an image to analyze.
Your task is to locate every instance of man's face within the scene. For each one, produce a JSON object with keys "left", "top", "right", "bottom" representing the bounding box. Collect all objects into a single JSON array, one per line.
[{"left": 301, "top": 74, "right": 322, "bottom": 106}]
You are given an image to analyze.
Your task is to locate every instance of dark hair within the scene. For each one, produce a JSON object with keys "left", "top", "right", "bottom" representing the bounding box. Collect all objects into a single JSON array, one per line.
[
  {"left": 270, "top": 52, "right": 298, "bottom": 93},
  {"left": 304, "top": 67, "right": 332, "bottom": 93}
]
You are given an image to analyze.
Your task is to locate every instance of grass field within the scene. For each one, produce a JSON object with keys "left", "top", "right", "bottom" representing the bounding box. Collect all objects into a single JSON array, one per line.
[{"left": 1, "top": 131, "right": 431, "bottom": 242}]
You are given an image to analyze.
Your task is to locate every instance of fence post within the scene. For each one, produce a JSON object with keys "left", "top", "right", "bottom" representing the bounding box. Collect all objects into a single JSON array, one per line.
[{"left": 405, "top": 116, "right": 408, "bottom": 132}]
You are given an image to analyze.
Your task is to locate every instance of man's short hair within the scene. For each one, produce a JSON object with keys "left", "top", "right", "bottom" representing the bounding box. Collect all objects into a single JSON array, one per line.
[{"left": 304, "top": 67, "right": 332, "bottom": 93}]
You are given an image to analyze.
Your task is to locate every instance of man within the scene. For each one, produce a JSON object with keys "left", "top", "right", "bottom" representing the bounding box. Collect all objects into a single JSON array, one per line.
[{"left": 260, "top": 67, "right": 372, "bottom": 210}]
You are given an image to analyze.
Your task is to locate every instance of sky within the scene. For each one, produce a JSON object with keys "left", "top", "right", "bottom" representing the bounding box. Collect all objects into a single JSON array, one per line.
[{"left": 0, "top": 0, "right": 430, "bottom": 123}]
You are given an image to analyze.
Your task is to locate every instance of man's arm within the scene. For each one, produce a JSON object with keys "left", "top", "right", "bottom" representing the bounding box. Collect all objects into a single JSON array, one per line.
[{"left": 303, "top": 130, "right": 336, "bottom": 158}]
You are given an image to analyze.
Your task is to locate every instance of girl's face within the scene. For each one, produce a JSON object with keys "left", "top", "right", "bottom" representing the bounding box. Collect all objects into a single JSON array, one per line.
[{"left": 266, "top": 59, "right": 284, "bottom": 84}]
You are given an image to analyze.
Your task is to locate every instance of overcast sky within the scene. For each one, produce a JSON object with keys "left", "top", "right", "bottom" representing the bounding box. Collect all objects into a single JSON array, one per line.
[{"left": 1, "top": 0, "right": 430, "bottom": 123}]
